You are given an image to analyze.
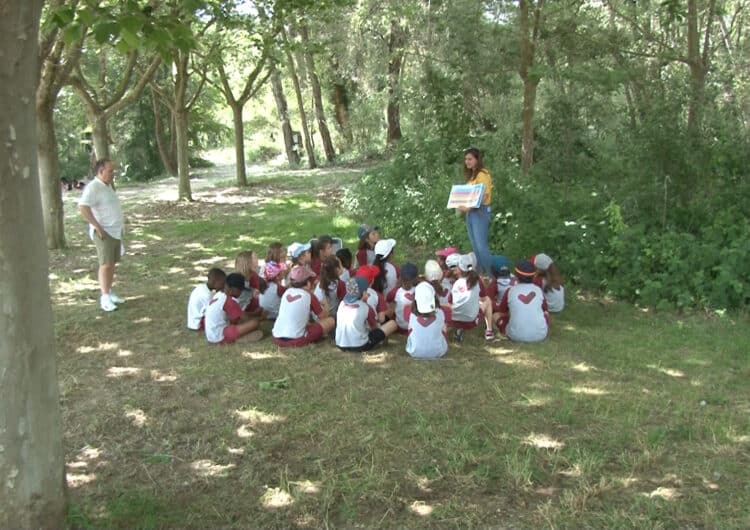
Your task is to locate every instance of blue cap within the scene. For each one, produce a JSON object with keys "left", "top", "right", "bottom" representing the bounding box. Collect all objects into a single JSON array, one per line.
[
  {"left": 491, "top": 255, "right": 511, "bottom": 276},
  {"left": 344, "top": 276, "right": 369, "bottom": 303},
  {"left": 400, "top": 262, "right": 418, "bottom": 281}
]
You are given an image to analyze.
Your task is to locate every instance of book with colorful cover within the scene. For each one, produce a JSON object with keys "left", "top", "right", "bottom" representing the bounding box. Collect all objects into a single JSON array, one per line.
[{"left": 446, "top": 183, "right": 485, "bottom": 209}]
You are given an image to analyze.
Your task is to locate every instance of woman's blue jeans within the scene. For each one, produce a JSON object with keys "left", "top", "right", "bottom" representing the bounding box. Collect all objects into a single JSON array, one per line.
[{"left": 466, "top": 205, "right": 492, "bottom": 275}]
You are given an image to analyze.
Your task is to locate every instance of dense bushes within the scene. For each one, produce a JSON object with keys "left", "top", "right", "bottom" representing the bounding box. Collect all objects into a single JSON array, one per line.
[{"left": 343, "top": 136, "right": 750, "bottom": 311}]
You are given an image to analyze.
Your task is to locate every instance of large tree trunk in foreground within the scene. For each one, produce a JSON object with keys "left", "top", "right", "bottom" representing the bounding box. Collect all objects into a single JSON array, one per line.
[
  {"left": 230, "top": 102, "right": 247, "bottom": 187},
  {"left": 269, "top": 65, "right": 299, "bottom": 165},
  {"left": 0, "top": 2, "right": 67, "bottom": 528},
  {"left": 36, "top": 102, "right": 66, "bottom": 249},
  {"left": 91, "top": 113, "right": 111, "bottom": 161}
]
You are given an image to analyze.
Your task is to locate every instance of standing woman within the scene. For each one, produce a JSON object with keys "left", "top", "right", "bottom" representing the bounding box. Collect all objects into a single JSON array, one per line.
[{"left": 458, "top": 148, "right": 493, "bottom": 276}]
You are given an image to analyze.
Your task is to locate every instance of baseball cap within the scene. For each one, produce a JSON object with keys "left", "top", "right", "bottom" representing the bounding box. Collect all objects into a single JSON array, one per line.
[
  {"left": 226, "top": 272, "right": 248, "bottom": 291},
  {"left": 414, "top": 282, "right": 436, "bottom": 313},
  {"left": 533, "top": 253, "right": 554, "bottom": 271},
  {"left": 468, "top": 252, "right": 477, "bottom": 269},
  {"left": 435, "top": 246, "right": 459, "bottom": 258},
  {"left": 263, "top": 260, "right": 287, "bottom": 281},
  {"left": 424, "top": 260, "right": 443, "bottom": 281},
  {"left": 374, "top": 238, "right": 396, "bottom": 258},
  {"left": 515, "top": 260, "right": 536, "bottom": 278},
  {"left": 357, "top": 224, "right": 379, "bottom": 240},
  {"left": 445, "top": 253, "right": 460, "bottom": 268},
  {"left": 288, "top": 242, "right": 311, "bottom": 259},
  {"left": 355, "top": 264, "right": 379, "bottom": 285},
  {"left": 344, "top": 276, "right": 369, "bottom": 304},
  {"left": 458, "top": 254, "right": 474, "bottom": 272},
  {"left": 400, "top": 262, "right": 418, "bottom": 281},
  {"left": 289, "top": 265, "right": 316, "bottom": 283},
  {"left": 491, "top": 255, "right": 511, "bottom": 276}
]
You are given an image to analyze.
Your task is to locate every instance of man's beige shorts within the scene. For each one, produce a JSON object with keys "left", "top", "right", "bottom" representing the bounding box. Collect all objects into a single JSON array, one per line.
[{"left": 94, "top": 231, "right": 121, "bottom": 265}]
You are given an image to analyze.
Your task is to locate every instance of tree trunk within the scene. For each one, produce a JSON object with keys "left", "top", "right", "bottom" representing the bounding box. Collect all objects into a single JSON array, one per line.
[
  {"left": 1, "top": 2, "right": 67, "bottom": 528},
  {"left": 269, "top": 65, "right": 300, "bottom": 165},
  {"left": 284, "top": 39, "right": 316, "bottom": 169},
  {"left": 152, "top": 90, "right": 177, "bottom": 176},
  {"left": 332, "top": 82, "right": 353, "bottom": 146},
  {"left": 386, "top": 20, "right": 406, "bottom": 145},
  {"left": 36, "top": 102, "right": 66, "bottom": 249},
  {"left": 230, "top": 102, "right": 247, "bottom": 187},
  {"left": 299, "top": 23, "right": 335, "bottom": 162},
  {"left": 686, "top": 0, "right": 714, "bottom": 137},
  {"left": 174, "top": 107, "right": 192, "bottom": 201},
  {"left": 91, "top": 113, "right": 110, "bottom": 161},
  {"left": 518, "top": 0, "right": 544, "bottom": 176}
]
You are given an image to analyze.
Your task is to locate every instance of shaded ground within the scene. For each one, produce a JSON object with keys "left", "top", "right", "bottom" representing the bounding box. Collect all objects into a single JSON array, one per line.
[{"left": 52, "top": 162, "right": 750, "bottom": 529}]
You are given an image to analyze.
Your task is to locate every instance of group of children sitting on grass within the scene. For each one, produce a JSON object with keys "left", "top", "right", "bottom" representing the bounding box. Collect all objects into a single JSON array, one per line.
[{"left": 187, "top": 224, "right": 565, "bottom": 359}]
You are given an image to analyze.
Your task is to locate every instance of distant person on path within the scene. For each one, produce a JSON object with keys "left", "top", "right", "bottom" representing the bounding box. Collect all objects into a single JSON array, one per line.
[
  {"left": 79, "top": 159, "right": 125, "bottom": 312},
  {"left": 457, "top": 148, "right": 493, "bottom": 276}
]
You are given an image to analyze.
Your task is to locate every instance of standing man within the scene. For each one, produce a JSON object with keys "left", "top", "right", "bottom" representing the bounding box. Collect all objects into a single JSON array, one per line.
[{"left": 79, "top": 159, "right": 125, "bottom": 312}]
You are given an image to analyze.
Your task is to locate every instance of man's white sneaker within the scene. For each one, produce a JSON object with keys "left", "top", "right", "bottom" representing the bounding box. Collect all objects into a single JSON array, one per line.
[
  {"left": 100, "top": 295, "right": 117, "bottom": 312},
  {"left": 109, "top": 291, "right": 125, "bottom": 304}
]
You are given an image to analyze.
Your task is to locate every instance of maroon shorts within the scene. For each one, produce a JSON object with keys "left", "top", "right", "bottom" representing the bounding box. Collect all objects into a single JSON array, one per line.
[
  {"left": 445, "top": 309, "right": 483, "bottom": 330},
  {"left": 273, "top": 322, "right": 324, "bottom": 347},
  {"left": 221, "top": 324, "right": 240, "bottom": 344}
]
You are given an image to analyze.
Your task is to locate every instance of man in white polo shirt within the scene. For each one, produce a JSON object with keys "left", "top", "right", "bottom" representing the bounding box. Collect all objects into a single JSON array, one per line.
[{"left": 79, "top": 159, "right": 125, "bottom": 312}]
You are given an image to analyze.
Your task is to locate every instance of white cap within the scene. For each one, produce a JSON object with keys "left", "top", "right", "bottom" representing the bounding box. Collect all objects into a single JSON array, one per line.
[
  {"left": 424, "top": 260, "right": 443, "bottom": 281},
  {"left": 374, "top": 238, "right": 396, "bottom": 258},
  {"left": 458, "top": 254, "right": 474, "bottom": 272},
  {"left": 468, "top": 252, "right": 477, "bottom": 269},
  {"left": 288, "top": 242, "right": 311, "bottom": 259},
  {"left": 414, "top": 281, "right": 436, "bottom": 313},
  {"left": 534, "top": 253, "right": 553, "bottom": 271},
  {"left": 445, "top": 253, "right": 460, "bottom": 268}
]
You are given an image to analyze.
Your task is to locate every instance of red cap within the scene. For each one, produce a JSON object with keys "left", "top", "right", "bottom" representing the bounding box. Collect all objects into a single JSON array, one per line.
[
  {"left": 355, "top": 264, "right": 380, "bottom": 285},
  {"left": 435, "top": 247, "right": 459, "bottom": 257}
]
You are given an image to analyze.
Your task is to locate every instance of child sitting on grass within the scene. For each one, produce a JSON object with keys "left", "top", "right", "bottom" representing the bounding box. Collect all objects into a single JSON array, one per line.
[
  {"left": 259, "top": 261, "right": 287, "bottom": 320},
  {"left": 311, "top": 235, "right": 335, "bottom": 275},
  {"left": 386, "top": 262, "right": 418, "bottom": 334},
  {"left": 187, "top": 267, "right": 226, "bottom": 331},
  {"left": 235, "top": 250, "right": 263, "bottom": 316},
  {"left": 425, "top": 259, "right": 451, "bottom": 305},
  {"left": 204, "top": 273, "right": 263, "bottom": 344},
  {"left": 496, "top": 260, "right": 549, "bottom": 343},
  {"left": 356, "top": 264, "right": 387, "bottom": 324},
  {"left": 406, "top": 281, "right": 448, "bottom": 359},
  {"left": 272, "top": 266, "right": 335, "bottom": 347},
  {"left": 336, "top": 248, "right": 354, "bottom": 282},
  {"left": 373, "top": 238, "right": 399, "bottom": 294},
  {"left": 287, "top": 241, "right": 312, "bottom": 268},
  {"left": 314, "top": 256, "right": 346, "bottom": 316},
  {"left": 356, "top": 224, "right": 379, "bottom": 268},
  {"left": 336, "top": 276, "right": 398, "bottom": 352},
  {"left": 446, "top": 254, "right": 495, "bottom": 342},
  {"left": 532, "top": 253, "right": 565, "bottom": 313},
  {"left": 485, "top": 255, "right": 515, "bottom": 314}
]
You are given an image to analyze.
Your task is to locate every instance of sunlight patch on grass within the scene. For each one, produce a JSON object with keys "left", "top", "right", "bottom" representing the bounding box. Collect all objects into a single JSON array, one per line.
[
  {"left": 647, "top": 364, "right": 686, "bottom": 378},
  {"left": 77, "top": 342, "right": 119, "bottom": 354},
  {"left": 409, "top": 501, "right": 434, "bottom": 517},
  {"left": 236, "top": 425, "right": 255, "bottom": 438},
  {"left": 563, "top": 324, "right": 577, "bottom": 331},
  {"left": 192, "top": 256, "right": 228, "bottom": 266},
  {"left": 67, "top": 472, "right": 97, "bottom": 488},
  {"left": 260, "top": 487, "right": 294, "bottom": 509},
  {"left": 559, "top": 464, "right": 583, "bottom": 478},
  {"left": 106, "top": 366, "right": 141, "bottom": 378},
  {"left": 125, "top": 408, "right": 148, "bottom": 427},
  {"left": 291, "top": 480, "right": 321, "bottom": 495},
  {"left": 233, "top": 407, "right": 285, "bottom": 426},
  {"left": 191, "top": 459, "right": 235, "bottom": 478},
  {"left": 515, "top": 394, "right": 550, "bottom": 408},
  {"left": 241, "top": 350, "right": 288, "bottom": 360},
  {"left": 55, "top": 277, "right": 99, "bottom": 295},
  {"left": 133, "top": 317, "right": 152, "bottom": 324},
  {"left": 643, "top": 486, "right": 681, "bottom": 500},
  {"left": 524, "top": 433, "right": 565, "bottom": 450},
  {"left": 571, "top": 362, "right": 595, "bottom": 372},
  {"left": 167, "top": 267, "right": 185, "bottom": 274},
  {"left": 492, "top": 352, "right": 541, "bottom": 368},
  {"left": 150, "top": 369, "right": 178, "bottom": 382},
  {"left": 361, "top": 352, "right": 389, "bottom": 364},
  {"left": 728, "top": 433, "right": 750, "bottom": 443},
  {"left": 570, "top": 385, "right": 611, "bottom": 396},
  {"left": 117, "top": 349, "right": 134, "bottom": 357},
  {"left": 619, "top": 477, "right": 639, "bottom": 488}
]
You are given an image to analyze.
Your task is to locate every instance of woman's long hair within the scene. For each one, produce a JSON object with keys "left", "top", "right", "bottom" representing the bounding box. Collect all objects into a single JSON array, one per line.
[
  {"left": 318, "top": 256, "right": 339, "bottom": 298},
  {"left": 372, "top": 252, "right": 391, "bottom": 293},
  {"left": 463, "top": 147, "right": 484, "bottom": 181}
]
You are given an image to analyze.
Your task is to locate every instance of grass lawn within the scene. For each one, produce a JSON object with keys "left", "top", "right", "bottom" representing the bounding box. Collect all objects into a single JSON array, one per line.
[{"left": 52, "top": 163, "right": 750, "bottom": 529}]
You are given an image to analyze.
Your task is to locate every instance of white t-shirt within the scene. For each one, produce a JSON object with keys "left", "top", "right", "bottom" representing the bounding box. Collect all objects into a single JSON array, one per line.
[
  {"left": 272, "top": 287, "right": 321, "bottom": 339},
  {"left": 387, "top": 286, "right": 414, "bottom": 330},
  {"left": 336, "top": 299, "right": 377, "bottom": 348},
  {"left": 339, "top": 269, "right": 351, "bottom": 283},
  {"left": 79, "top": 177, "right": 124, "bottom": 240},
  {"left": 365, "top": 287, "right": 386, "bottom": 317},
  {"left": 406, "top": 309, "right": 448, "bottom": 359},
  {"left": 436, "top": 278, "right": 452, "bottom": 305},
  {"left": 204, "top": 291, "right": 243, "bottom": 343},
  {"left": 451, "top": 277, "right": 481, "bottom": 322},
  {"left": 259, "top": 281, "right": 285, "bottom": 319},
  {"left": 187, "top": 283, "right": 212, "bottom": 330},
  {"left": 545, "top": 285, "right": 565, "bottom": 313},
  {"left": 314, "top": 279, "right": 346, "bottom": 315},
  {"left": 505, "top": 283, "right": 548, "bottom": 342},
  {"left": 495, "top": 275, "right": 516, "bottom": 304},
  {"left": 384, "top": 262, "right": 398, "bottom": 294}
]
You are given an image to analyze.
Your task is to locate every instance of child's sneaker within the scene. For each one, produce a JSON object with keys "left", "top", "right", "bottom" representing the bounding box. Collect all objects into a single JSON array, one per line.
[
  {"left": 454, "top": 329, "right": 464, "bottom": 343},
  {"left": 484, "top": 329, "right": 496, "bottom": 341},
  {"left": 100, "top": 294, "right": 117, "bottom": 312},
  {"left": 109, "top": 291, "right": 125, "bottom": 304}
]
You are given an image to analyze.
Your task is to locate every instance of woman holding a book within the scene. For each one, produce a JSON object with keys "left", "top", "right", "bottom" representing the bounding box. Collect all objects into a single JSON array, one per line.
[{"left": 457, "top": 147, "right": 493, "bottom": 276}]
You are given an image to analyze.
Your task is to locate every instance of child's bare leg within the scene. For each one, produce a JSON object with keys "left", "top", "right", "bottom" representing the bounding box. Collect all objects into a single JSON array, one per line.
[
  {"left": 380, "top": 320, "right": 398, "bottom": 336},
  {"left": 319, "top": 317, "right": 336, "bottom": 335},
  {"left": 481, "top": 298, "right": 493, "bottom": 330},
  {"left": 386, "top": 303, "right": 395, "bottom": 319},
  {"left": 236, "top": 319, "right": 262, "bottom": 342}
]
